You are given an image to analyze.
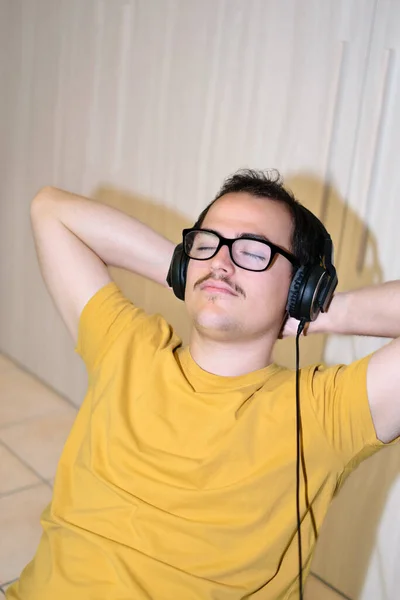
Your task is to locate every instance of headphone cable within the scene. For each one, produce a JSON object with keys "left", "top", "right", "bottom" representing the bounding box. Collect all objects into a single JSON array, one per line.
[{"left": 296, "top": 318, "right": 307, "bottom": 600}]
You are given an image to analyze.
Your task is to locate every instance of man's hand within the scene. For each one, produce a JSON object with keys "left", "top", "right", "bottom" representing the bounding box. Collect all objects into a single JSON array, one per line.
[{"left": 279, "top": 315, "right": 304, "bottom": 338}]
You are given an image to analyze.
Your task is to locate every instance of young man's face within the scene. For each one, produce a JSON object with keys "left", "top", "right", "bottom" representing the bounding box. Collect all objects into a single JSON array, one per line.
[{"left": 185, "top": 192, "right": 294, "bottom": 343}]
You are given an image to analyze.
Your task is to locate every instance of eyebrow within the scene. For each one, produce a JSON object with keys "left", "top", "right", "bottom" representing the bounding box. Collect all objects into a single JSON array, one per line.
[
  {"left": 204, "top": 228, "right": 273, "bottom": 244},
  {"left": 236, "top": 232, "right": 273, "bottom": 244}
]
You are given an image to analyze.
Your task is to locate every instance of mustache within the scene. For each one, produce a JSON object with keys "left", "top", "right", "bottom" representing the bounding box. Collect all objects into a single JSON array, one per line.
[{"left": 194, "top": 274, "right": 246, "bottom": 298}]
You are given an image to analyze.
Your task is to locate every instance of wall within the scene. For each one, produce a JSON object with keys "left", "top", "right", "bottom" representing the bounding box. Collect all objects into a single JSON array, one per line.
[{"left": 1, "top": 1, "right": 399, "bottom": 597}]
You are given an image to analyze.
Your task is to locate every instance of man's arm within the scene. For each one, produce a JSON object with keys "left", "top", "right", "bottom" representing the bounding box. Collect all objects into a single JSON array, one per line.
[
  {"left": 31, "top": 186, "right": 175, "bottom": 344},
  {"left": 312, "top": 282, "right": 400, "bottom": 443},
  {"left": 311, "top": 282, "right": 400, "bottom": 339}
]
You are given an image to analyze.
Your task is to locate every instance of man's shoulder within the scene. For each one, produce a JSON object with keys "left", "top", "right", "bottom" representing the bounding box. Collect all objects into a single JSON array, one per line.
[{"left": 76, "top": 281, "right": 181, "bottom": 372}]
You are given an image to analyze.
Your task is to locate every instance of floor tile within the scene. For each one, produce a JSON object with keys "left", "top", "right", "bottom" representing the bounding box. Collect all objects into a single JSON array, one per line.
[
  {"left": 0, "top": 409, "right": 77, "bottom": 480},
  {"left": 0, "top": 369, "right": 73, "bottom": 428},
  {"left": 0, "top": 444, "right": 40, "bottom": 495},
  {"left": 0, "top": 355, "right": 18, "bottom": 373},
  {"left": 0, "top": 483, "right": 52, "bottom": 585},
  {"left": 305, "top": 574, "right": 344, "bottom": 599}
]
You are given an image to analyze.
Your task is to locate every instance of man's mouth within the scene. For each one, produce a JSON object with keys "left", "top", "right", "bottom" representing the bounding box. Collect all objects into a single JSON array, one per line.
[{"left": 199, "top": 281, "right": 239, "bottom": 296}]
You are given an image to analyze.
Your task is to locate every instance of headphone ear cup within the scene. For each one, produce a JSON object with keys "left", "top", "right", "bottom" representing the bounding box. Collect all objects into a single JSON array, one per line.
[
  {"left": 287, "top": 266, "right": 308, "bottom": 319},
  {"left": 287, "top": 264, "right": 329, "bottom": 321},
  {"left": 166, "top": 244, "right": 189, "bottom": 301}
]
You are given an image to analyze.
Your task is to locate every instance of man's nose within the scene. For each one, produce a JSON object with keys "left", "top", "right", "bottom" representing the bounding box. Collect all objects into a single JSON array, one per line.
[{"left": 209, "top": 244, "right": 235, "bottom": 273}]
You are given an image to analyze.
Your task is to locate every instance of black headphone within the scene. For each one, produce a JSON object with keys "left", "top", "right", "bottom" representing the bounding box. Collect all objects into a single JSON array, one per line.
[{"left": 167, "top": 218, "right": 338, "bottom": 323}]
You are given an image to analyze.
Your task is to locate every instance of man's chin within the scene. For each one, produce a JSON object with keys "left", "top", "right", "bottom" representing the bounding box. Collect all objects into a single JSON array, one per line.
[{"left": 192, "top": 310, "right": 238, "bottom": 336}]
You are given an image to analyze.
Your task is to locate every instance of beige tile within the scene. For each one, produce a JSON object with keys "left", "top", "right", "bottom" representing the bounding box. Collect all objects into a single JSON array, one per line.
[
  {"left": 305, "top": 574, "right": 343, "bottom": 599},
  {"left": 0, "top": 483, "right": 52, "bottom": 585},
  {"left": 0, "top": 409, "right": 77, "bottom": 480},
  {"left": 0, "top": 444, "right": 40, "bottom": 495},
  {"left": 0, "top": 355, "right": 19, "bottom": 373},
  {"left": 0, "top": 368, "right": 73, "bottom": 428}
]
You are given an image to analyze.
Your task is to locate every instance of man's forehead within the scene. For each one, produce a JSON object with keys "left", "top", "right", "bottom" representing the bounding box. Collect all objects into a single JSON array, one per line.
[
  {"left": 206, "top": 192, "right": 288, "bottom": 215},
  {"left": 202, "top": 193, "right": 293, "bottom": 242}
]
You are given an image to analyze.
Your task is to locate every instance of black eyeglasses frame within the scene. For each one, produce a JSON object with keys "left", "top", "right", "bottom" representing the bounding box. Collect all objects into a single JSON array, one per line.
[{"left": 182, "top": 228, "right": 300, "bottom": 272}]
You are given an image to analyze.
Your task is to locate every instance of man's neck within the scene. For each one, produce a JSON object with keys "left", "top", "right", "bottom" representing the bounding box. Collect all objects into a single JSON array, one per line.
[{"left": 188, "top": 329, "right": 276, "bottom": 377}]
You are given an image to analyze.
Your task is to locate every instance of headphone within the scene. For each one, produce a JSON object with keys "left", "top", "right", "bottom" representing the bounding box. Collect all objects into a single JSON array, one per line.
[{"left": 166, "top": 216, "right": 338, "bottom": 323}]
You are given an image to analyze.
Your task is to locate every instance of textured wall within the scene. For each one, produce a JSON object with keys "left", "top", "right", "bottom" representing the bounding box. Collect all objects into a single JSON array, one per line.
[{"left": 1, "top": 1, "right": 399, "bottom": 597}]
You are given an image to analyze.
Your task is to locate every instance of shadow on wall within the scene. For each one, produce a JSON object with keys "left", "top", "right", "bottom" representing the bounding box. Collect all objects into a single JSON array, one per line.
[
  {"left": 273, "top": 172, "right": 382, "bottom": 370},
  {"left": 276, "top": 174, "right": 399, "bottom": 599},
  {"left": 93, "top": 177, "right": 399, "bottom": 599},
  {"left": 311, "top": 445, "right": 400, "bottom": 600},
  {"left": 93, "top": 185, "right": 193, "bottom": 344},
  {"left": 277, "top": 174, "right": 399, "bottom": 600}
]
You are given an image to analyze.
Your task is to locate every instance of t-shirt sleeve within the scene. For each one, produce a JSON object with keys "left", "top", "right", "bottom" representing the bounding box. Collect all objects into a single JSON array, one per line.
[
  {"left": 75, "top": 282, "right": 147, "bottom": 374},
  {"left": 306, "top": 353, "right": 396, "bottom": 473}
]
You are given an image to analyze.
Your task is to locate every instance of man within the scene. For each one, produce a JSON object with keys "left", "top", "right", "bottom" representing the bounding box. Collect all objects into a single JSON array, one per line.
[{"left": 7, "top": 169, "right": 400, "bottom": 599}]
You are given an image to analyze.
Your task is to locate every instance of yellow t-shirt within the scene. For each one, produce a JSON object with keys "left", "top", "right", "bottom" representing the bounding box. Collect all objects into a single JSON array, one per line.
[{"left": 7, "top": 283, "right": 390, "bottom": 600}]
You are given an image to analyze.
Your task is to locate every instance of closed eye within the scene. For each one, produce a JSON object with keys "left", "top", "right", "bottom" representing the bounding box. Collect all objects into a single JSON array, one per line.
[{"left": 241, "top": 251, "right": 267, "bottom": 261}]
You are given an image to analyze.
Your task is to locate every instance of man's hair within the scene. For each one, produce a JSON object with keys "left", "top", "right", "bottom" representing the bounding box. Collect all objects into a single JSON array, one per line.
[{"left": 194, "top": 169, "right": 328, "bottom": 275}]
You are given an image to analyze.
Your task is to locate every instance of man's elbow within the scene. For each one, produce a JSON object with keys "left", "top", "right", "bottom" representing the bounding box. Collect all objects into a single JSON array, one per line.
[{"left": 31, "top": 186, "right": 60, "bottom": 216}]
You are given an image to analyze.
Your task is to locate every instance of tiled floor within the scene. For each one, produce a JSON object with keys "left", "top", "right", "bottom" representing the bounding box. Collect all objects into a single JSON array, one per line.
[
  {"left": 0, "top": 353, "right": 77, "bottom": 593},
  {"left": 305, "top": 575, "right": 348, "bottom": 599},
  {"left": 0, "top": 353, "right": 343, "bottom": 599}
]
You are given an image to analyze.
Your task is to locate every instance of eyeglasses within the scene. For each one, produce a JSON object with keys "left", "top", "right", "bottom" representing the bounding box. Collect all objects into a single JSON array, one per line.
[{"left": 183, "top": 228, "right": 299, "bottom": 272}]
